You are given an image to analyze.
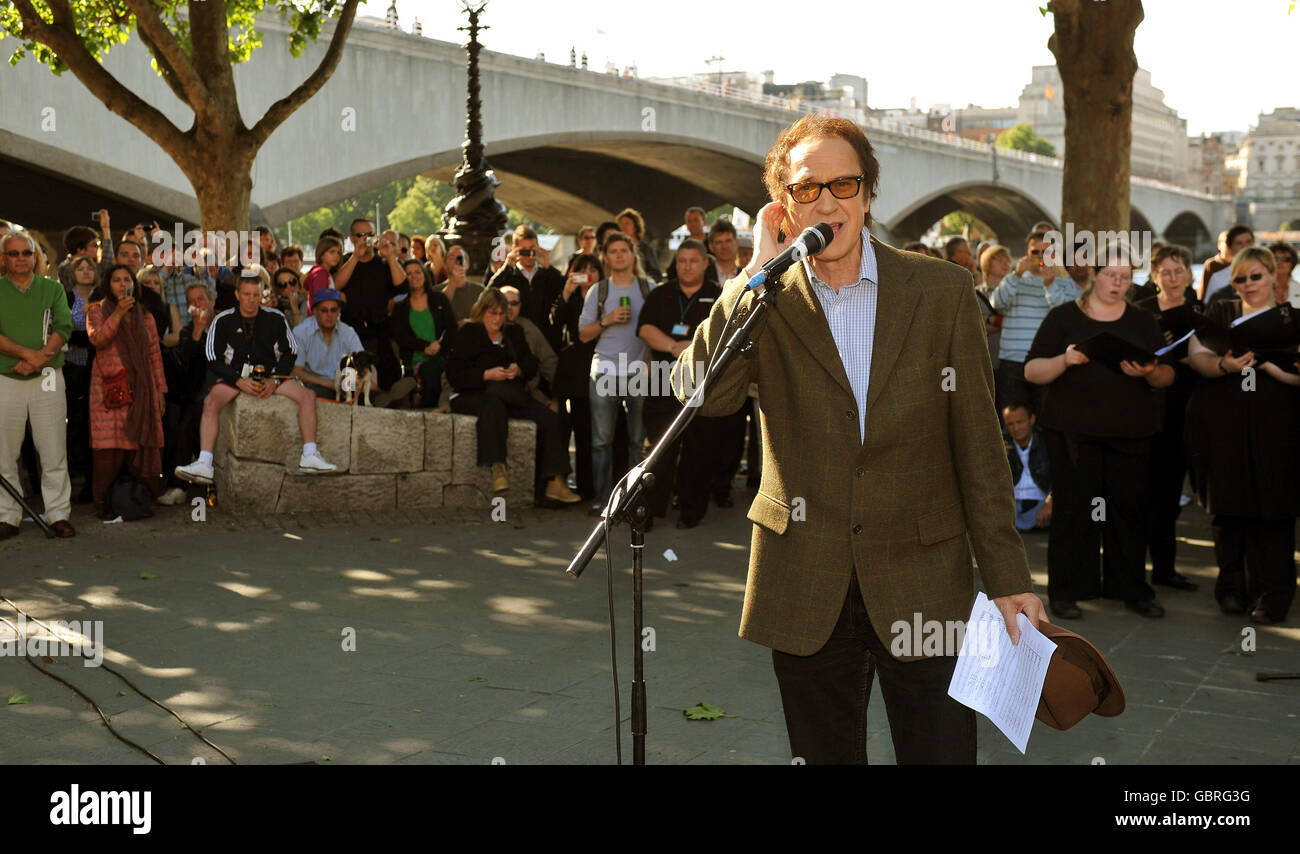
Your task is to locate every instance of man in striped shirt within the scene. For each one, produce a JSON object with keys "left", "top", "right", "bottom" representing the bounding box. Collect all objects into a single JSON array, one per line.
[{"left": 992, "top": 230, "right": 1081, "bottom": 417}]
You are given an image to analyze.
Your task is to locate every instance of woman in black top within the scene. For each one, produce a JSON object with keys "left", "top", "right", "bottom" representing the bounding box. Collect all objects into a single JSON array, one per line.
[
  {"left": 552, "top": 253, "right": 606, "bottom": 500},
  {"left": 1134, "top": 244, "right": 1202, "bottom": 593},
  {"left": 1184, "top": 247, "right": 1300, "bottom": 623},
  {"left": 391, "top": 259, "right": 457, "bottom": 409},
  {"left": 447, "top": 289, "right": 580, "bottom": 505},
  {"left": 1025, "top": 250, "right": 1174, "bottom": 620}
]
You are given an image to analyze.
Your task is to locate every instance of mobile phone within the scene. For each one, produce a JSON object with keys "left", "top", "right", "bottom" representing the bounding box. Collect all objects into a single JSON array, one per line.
[
  {"left": 518, "top": 249, "right": 535, "bottom": 258},
  {"left": 572, "top": 272, "right": 590, "bottom": 285},
  {"left": 90, "top": 210, "right": 100, "bottom": 224},
  {"left": 124, "top": 282, "right": 134, "bottom": 299}
]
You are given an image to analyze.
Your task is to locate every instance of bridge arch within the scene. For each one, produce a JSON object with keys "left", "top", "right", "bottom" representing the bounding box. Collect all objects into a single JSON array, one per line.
[
  {"left": 1161, "top": 210, "right": 1214, "bottom": 254},
  {"left": 885, "top": 181, "right": 1056, "bottom": 245}
]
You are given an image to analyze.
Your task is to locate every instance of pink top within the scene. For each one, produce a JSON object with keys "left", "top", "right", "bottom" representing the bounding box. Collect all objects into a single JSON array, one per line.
[{"left": 304, "top": 265, "right": 334, "bottom": 310}]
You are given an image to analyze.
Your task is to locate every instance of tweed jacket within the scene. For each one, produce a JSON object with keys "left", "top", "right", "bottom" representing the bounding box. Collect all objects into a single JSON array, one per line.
[{"left": 673, "top": 238, "right": 1031, "bottom": 659}]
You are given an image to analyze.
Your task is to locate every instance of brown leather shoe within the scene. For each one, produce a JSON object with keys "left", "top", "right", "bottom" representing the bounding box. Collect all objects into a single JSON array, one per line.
[
  {"left": 0, "top": 522, "right": 18, "bottom": 540},
  {"left": 51, "top": 520, "right": 76, "bottom": 538}
]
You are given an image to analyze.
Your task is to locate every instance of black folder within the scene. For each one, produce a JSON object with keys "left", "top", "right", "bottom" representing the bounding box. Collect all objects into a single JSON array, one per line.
[
  {"left": 1074, "top": 332, "right": 1157, "bottom": 373},
  {"left": 1195, "top": 305, "right": 1300, "bottom": 373}
]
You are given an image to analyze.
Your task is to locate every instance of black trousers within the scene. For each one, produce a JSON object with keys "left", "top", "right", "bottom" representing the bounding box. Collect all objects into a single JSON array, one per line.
[
  {"left": 450, "top": 390, "right": 570, "bottom": 485},
  {"left": 414, "top": 356, "right": 446, "bottom": 409},
  {"left": 712, "top": 398, "right": 751, "bottom": 500},
  {"left": 1212, "top": 515, "right": 1297, "bottom": 620},
  {"left": 641, "top": 401, "right": 717, "bottom": 522},
  {"left": 63, "top": 361, "right": 93, "bottom": 480},
  {"left": 772, "top": 574, "right": 976, "bottom": 765},
  {"left": 1043, "top": 429, "right": 1155, "bottom": 604},
  {"left": 1145, "top": 429, "right": 1187, "bottom": 581}
]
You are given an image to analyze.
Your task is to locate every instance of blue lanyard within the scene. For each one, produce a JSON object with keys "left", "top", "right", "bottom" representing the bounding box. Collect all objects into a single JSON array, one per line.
[{"left": 678, "top": 290, "right": 699, "bottom": 323}]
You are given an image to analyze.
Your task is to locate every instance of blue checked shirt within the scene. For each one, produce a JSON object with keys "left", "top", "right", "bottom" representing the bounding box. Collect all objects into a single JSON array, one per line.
[{"left": 802, "top": 227, "right": 878, "bottom": 443}]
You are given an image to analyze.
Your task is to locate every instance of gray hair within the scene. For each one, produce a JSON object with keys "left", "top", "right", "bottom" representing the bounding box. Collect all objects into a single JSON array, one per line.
[
  {"left": 184, "top": 279, "right": 215, "bottom": 303},
  {"left": 2, "top": 229, "right": 36, "bottom": 253}
]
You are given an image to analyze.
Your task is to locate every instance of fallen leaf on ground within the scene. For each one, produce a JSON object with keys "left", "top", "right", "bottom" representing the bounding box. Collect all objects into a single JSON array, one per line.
[
  {"left": 138, "top": 571, "right": 158, "bottom": 580},
  {"left": 684, "top": 701, "right": 732, "bottom": 721},
  {"left": 8, "top": 693, "right": 31, "bottom": 705}
]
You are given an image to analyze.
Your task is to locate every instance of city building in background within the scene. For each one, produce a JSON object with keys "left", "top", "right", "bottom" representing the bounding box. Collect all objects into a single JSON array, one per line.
[
  {"left": 1017, "top": 65, "right": 1188, "bottom": 184},
  {"left": 1234, "top": 108, "right": 1300, "bottom": 229}
]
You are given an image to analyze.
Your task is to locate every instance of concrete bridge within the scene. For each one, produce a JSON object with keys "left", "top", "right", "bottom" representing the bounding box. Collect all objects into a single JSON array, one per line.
[{"left": 1, "top": 16, "right": 1229, "bottom": 254}]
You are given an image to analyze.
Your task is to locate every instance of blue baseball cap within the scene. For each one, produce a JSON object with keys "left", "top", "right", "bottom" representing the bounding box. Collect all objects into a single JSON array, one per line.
[{"left": 313, "top": 288, "right": 342, "bottom": 306}]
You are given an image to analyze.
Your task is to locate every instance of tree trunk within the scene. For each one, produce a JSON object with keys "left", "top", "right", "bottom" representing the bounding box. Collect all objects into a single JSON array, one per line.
[
  {"left": 180, "top": 135, "right": 256, "bottom": 235},
  {"left": 1049, "top": 0, "right": 1144, "bottom": 236}
]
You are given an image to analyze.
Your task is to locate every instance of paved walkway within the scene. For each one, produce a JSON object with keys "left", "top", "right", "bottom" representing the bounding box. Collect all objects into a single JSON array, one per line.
[{"left": 1, "top": 492, "right": 1296, "bottom": 764}]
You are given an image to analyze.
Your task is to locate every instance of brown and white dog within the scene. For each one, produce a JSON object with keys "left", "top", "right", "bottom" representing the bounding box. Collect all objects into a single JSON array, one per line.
[{"left": 335, "top": 351, "right": 378, "bottom": 406}]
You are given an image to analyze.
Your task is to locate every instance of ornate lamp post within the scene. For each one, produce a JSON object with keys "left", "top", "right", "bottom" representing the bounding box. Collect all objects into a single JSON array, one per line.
[{"left": 441, "top": 1, "right": 508, "bottom": 278}]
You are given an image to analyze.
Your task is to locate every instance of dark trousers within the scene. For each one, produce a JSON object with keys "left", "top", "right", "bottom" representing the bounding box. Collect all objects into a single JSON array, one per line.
[
  {"left": 63, "top": 361, "right": 93, "bottom": 480},
  {"left": 450, "top": 390, "right": 570, "bottom": 486},
  {"left": 1212, "top": 515, "right": 1297, "bottom": 620},
  {"left": 995, "top": 360, "right": 1043, "bottom": 423},
  {"left": 642, "top": 401, "right": 717, "bottom": 522},
  {"left": 1043, "top": 429, "right": 1155, "bottom": 604},
  {"left": 712, "top": 398, "right": 751, "bottom": 500},
  {"left": 414, "top": 356, "right": 446, "bottom": 409},
  {"left": 771, "top": 574, "right": 976, "bottom": 765},
  {"left": 358, "top": 331, "right": 401, "bottom": 389},
  {"left": 1145, "top": 431, "right": 1187, "bottom": 581},
  {"left": 561, "top": 396, "right": 594, "bottom": 500}
]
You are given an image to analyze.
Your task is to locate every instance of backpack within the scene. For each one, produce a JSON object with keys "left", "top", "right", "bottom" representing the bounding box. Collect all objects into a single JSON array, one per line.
[
  {"left": 108, "top": 475, "right": 154, "bottom": 521},
  {"left": 596, "top": 277, "right": 652, "bottom": 318}
]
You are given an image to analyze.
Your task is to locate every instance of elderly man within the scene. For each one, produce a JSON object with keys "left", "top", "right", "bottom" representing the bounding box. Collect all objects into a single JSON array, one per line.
[
  {"left": 291, "top": 288, "right": 364, "bottom": 399},
  {"left": 673, "top": 115, "right": 1044, "bottom": 764},
  {"left": 500, "top": 285, "right": 558, "bottom": 408},
  {"left": 0, "top": 230, "right": 76, "bottom": 538},
  {"left": 175, "top": 278, "right": 336, "bottom": 484}
]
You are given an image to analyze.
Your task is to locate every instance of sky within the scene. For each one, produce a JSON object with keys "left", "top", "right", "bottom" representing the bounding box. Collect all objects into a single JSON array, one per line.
[{"left": 358, "top": 0, "right": 1298, "bottom": 136}]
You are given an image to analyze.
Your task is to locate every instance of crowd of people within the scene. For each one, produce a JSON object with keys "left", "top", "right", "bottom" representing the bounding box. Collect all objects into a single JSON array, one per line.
[
  {"left": 0, "top": 206, "right": 761, "bottom": 534},
  {"left": 931, "top": 223, "right": 1299, "bottom": 626},
  {"left": 1, "top": 205, "right": 1296, "bottom": 623}
]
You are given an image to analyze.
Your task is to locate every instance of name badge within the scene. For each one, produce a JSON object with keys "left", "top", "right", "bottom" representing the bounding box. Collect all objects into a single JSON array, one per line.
[{"left": 671, "top": 323, "right": 690, "bottom": 337}]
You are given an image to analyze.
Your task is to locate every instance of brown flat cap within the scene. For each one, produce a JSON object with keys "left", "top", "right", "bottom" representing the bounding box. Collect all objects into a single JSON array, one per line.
[{"left": 1035, "top": 621, "right": 1125, "bottom": 730}]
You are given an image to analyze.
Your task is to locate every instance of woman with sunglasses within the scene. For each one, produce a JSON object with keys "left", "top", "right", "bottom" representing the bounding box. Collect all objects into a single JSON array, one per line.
[
  {"left": 1185, "top": 246, "right": 1300, "bottom": 624},
  {"left": 273, "top": 268, "right": 307, "bottom": 327},
  {"left": 86, "top": 264, "right": 168, "bottom": 518},
  {"left": 445, "top": 289, "right": 580, "bottom": 504},
  {"left": 392, "top": 259, "right": 457, "bottom": 409},
  {"left": 1025, "top": 245, "right": 1173, "bottom": 621},
  {"left": 1268, "top": 240, "right": 1299, "bottom": 308},
  {"left": 1134, "top": 245, "right": 1202, "bottom": 593}
]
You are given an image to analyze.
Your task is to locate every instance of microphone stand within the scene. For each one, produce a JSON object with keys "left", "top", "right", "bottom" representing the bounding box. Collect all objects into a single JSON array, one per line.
[{"left": 564, "top": 277, "right": 779, "bottom": 765}]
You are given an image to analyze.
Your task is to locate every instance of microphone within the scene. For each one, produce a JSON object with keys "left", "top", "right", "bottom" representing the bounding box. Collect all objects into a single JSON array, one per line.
[{"left": 746, "top": 223, "right": 835, "bottom": 293}]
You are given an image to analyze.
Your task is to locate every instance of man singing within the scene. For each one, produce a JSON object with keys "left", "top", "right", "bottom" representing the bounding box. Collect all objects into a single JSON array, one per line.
[{"left": 674, "top": 116, "right": 1046, "bottom": 764}]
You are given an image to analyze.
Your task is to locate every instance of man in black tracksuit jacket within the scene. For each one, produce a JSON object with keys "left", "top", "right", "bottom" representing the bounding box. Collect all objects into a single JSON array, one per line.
[{"left": 173, "top": 277, "right": 337, "bottom": 485}]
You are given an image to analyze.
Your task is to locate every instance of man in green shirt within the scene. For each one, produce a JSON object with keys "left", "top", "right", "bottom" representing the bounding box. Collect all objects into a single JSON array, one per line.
[{"left": 0, "top": 230, "right": 76, "bottom": 538}]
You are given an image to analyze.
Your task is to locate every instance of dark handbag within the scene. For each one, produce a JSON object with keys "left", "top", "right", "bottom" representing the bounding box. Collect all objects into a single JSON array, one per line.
[
  {"left": 108, "top": 474, "right": 154, "bottom": 521},
  {"left": 102, "top": 369, "right": 133, "bottom": 410}
]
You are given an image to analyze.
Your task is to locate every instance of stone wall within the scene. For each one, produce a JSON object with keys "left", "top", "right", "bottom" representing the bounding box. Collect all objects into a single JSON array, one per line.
[{"left": 214, "top": 396, "right": 536, "bottom": 514}]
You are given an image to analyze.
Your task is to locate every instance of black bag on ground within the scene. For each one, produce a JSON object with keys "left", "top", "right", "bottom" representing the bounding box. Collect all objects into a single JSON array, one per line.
[{"left": 108, "top": 475, "right": 154, "bottom": 521}]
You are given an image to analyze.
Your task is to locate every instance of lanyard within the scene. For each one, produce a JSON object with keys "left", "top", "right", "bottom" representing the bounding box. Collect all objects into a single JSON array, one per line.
[{"left": 677, "top": 290, "right": 700, "bottom": 323}]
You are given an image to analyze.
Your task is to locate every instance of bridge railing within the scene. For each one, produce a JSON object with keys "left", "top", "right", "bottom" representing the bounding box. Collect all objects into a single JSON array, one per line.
[{"left": 659, "top": 77, "right": 1227, "bottom": 201}]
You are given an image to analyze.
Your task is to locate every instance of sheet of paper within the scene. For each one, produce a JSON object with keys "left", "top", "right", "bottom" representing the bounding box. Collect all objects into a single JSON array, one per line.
[{"left": 946, "top": 592, "right": 1057, "bottom": 754}]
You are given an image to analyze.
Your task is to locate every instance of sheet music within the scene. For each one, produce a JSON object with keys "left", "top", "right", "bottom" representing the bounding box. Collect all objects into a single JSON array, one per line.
[{"left": 947, "top": 592, "right": 1057, "bottom": 754}]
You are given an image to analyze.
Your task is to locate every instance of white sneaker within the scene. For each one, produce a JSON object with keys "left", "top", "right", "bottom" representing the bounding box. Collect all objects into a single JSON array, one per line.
[
  {"left": 298, "top": 451, "right": 337, "bottom": 474},
  {"left": 175, "top": 460, "right": 214, "bottom": 485},
  {"left": 156, "top": 487, "right": 186, "bottom": 506}
]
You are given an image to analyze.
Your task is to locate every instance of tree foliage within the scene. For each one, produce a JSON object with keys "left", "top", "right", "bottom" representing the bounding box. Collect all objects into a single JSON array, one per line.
[{"left": 996, "top": 122, "right": 1057, "bottom": 157}]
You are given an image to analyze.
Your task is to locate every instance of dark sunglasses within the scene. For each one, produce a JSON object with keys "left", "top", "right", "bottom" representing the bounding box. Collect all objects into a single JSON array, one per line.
[
  {"left": 1232, "top": 272, "right": 1266, "bottom": 285},
  {"left": 784, "top": 175, "right": 864, "bottom": 204},
  {"left": 316, "top": 306, "right": 341, "bottom": 313},
  {"left": 353, "top": 231, "right": 374, "bottom": 239},
  {"left": 4, "top": 249, "right": 34, "bottom": 257},
  {"left": 1028, "top": 249, "right": 1043, "bottom": 256}
]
